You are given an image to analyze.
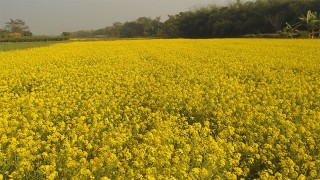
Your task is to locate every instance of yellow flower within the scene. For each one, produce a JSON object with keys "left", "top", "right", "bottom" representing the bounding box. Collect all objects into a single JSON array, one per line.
[{"left": 0, "top": 39, "right": 319, "bottom": 179}]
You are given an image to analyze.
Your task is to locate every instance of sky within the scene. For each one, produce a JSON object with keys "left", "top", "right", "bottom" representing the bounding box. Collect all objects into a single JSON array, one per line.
[{"left": 0, "top": 0, "right": 234, "bottom": 35}]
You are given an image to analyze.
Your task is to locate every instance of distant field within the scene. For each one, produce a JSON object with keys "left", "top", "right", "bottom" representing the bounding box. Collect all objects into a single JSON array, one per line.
[
  {"left": 0, "top": 39, "right": 319, "bottom": 179},
  {"left": 0, "top": 41, "right": 59, "bottom": 51}
]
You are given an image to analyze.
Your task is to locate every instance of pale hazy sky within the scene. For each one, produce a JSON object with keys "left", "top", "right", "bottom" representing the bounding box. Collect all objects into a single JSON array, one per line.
[{"left": 0, "top": 0, "right": 234, "bottom": 35}]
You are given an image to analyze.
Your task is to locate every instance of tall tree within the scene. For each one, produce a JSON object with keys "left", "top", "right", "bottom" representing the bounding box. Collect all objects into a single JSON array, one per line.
[
  {"left": 299, "top": 10, "right": 320, "bottom": 39},
  {"left": 163, "top": 15, "right": 180, "bottom": 38},
  {"left": 265, "top": 13, "right": 284, "bottom": 32},
  {"left": 136, "top": 17, "right": 153, "bottom": 37},
  {"left": 112, "top": 22, "right": 123, "bottom": 37},
  {"left": 5, "top": 19, "right": 31, "bottom": 35},
  {"left": 151, "top": 17, "right": 163, "bottom": 37},
  {"left": 120, "top": 21, "right": 144, "bottom": 38}
]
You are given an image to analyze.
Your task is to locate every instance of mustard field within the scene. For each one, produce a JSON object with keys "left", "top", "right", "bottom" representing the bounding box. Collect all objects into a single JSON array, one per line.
[{"left": 0, "top": 39, "right": 319, "bottom": 179}]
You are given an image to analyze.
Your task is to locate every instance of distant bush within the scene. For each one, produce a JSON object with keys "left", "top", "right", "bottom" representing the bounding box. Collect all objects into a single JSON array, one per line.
[
  {"left": 243, "top": 30, "right": 312, "bottom": 39},
  {"left": 242, "top": 33, "right": 287, "bottom": 38},
  {"left": 0, "top": 36, "right": 69, "bottom": 42},
  {"left": 242, "top": 32, "right": 313, "bottom": 39},
  {"left": 5, "top": 33, "right": 22, "bottom": 38}
]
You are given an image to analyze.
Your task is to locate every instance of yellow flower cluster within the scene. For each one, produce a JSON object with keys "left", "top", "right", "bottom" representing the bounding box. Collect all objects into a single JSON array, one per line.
[{"left": 0, "top": 39, "right": 319, "bottom": 179}]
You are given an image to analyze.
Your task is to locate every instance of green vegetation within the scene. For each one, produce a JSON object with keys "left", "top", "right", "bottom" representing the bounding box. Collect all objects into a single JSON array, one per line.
[
  {"left": 0, "top": 36, "right": 69, "bottom": 43},
  {"left": 1, "top": 1, "right": 318, "bottom": 39},
  {"left": 0, "top": 19, "right": 32, "bottom": 38},
  {"left": 0, "top": 41, "right": 59, "bottom": 51},
  {"left": 298, "top": 10, "right": 320, "bottom": 39},
  {"left": 66, "top": 0, "right": 320, "bottom": 39}
]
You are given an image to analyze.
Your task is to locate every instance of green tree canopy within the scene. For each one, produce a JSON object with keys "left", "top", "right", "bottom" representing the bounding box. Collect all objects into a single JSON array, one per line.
[{"left": 5, "top": 19, "right": 32, "bottom": 36}]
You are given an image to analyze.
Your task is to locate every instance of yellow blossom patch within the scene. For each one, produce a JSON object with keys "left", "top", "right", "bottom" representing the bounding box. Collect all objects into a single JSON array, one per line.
[{"left": 0, "top": 39, "right": 319, "bottom": 179}]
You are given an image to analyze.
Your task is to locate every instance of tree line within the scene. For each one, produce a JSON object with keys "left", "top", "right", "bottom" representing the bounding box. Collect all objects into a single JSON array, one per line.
[
  {"left": 66, "top": 0, "right": 320, "bottom": 39},
  {"left": 1, "top": 0, "right": 319, "bottom": 39},
  {"left": 0, "top": 19, "right": 69, "bottom": 42}
]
